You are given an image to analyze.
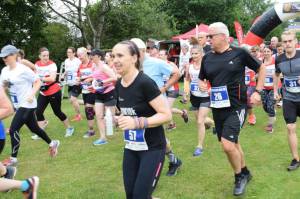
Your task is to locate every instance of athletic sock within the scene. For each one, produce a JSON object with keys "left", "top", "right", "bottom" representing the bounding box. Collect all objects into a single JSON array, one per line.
[
  {"left": 268, "top": 117, "right": 276, "bottom": 125},
  {"left": 20, "top": 180, "right": 30, "bottom": 192},
  {"left": 166, "top": 151, "right": 177, "bottom": 164},
  {"left": 241, "top": 166, "right": 250, "bottom": 175}
]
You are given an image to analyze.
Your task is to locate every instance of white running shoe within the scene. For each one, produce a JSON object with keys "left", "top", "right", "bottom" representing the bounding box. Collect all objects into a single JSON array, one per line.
[
  {"left": 65, "top": 127, "right": 75, "bottom": 137},
  {"left": 31, "top": 135, "right": 40, "bottom": 140},
  {"left": 49, "top": 140, "right": 60, "bottom": 157}
]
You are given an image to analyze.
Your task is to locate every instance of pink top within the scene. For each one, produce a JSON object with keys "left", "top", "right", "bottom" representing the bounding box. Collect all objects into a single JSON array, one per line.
[{"left": 92, "top": 62, "right": 115, "bottom": 94}]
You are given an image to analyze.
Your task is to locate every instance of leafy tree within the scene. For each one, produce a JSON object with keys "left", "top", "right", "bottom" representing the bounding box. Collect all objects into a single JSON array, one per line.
[
  {"left": 98, "top": 0, "right": 177, "bottom": 49},
  {"left": 162, "top": 0, "right": 271, "bottom": 38},
  {"left": 0, "top": 0, "right": 47, "bottom": 61},
  {"left": 41, "top": 22, "right": 73, "bottom": 65}
]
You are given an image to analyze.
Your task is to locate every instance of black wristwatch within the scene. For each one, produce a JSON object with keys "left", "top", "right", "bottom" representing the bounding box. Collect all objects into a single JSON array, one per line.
[{"left": 255, "top": 89, "right": 263, "bottom": 95}]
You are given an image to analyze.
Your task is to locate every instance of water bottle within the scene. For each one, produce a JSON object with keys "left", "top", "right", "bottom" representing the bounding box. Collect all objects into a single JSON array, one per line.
[{"left": 105, "top": 108, "right": 113, "bottom": 136}]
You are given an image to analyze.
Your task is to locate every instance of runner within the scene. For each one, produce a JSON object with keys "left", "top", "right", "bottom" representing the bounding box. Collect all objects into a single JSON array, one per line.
[
  {"left": 0, "top": 83, "right": 40, "bottom": 198},
  {"left": 245, "top": 67, "right": 256, "bottom": 125},
  {"left": 159, "top": 49, "right": 188, "bottom": 130},
  {"left": 77, "top": 47, "right": 96, "bottom": 138},
  {"left": 187, "top": 45, "right": 214, "bottom": 156},
  {"left": 113, "top": 40, "right": 171, "bottom": 199},
  {"left": 90, "top": 49, "right": 117, "bottom": 145},
  {"left": 0, "top": 45, "right": 60, "bottom": 166},
  {"left": 178, "top": 44, "right": 190, "bottom": 104},
  {"left": 274, "top": 30, "right": 300, "bottom": 171},
  {"left": 131, "top": 38, "right": 183, "bottom": 177},
  {"left": 261, "top": 46, "right": 278, "bottom": 133},
  {"left": 199, "top": 22, "right": 265, "bottom": 196},
  {"left": 64, "top": 47, "right": 82, "bottom": 122},
  {"left": 35, "top": 47, "right": 74, "bottom": 138}
]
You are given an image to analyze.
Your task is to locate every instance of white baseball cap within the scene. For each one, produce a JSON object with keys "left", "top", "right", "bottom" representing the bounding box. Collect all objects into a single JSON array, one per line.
[{"left": 0, "top": 45, "right": 19, "bottom": 57}]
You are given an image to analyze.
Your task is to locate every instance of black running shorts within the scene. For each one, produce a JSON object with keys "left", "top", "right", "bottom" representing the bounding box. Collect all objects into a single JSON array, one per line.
[
  {"left": 212, "top": 106, "right": 247, "bottom": 143},
  {"left": 283, "top": 99, "right": 300, "bottom": 124}
]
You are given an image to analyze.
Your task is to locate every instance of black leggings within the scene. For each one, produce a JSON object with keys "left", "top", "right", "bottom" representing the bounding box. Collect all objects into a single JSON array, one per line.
[
  {"left": 123, "top": 148, "right": 165, "bottom": 199},
  {"left": 36, "top": 91, "right": 67, "bottom": 122},
  {"left": 9, "top": 108, "right": 52, "bottom": 157},
  {"left": 0, "top": 139, "right": 5, "bottom": 154}
]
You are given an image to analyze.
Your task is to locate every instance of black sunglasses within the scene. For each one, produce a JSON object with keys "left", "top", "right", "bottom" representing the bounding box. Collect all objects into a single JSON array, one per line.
[{"left": 207, "top": 33, "right": 222, "bottom": 39}]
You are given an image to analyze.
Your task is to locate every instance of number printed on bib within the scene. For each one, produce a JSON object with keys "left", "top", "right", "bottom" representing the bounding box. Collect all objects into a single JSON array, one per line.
[
  {"left": 67, "top": 72, "right": 73, "bottom": 81},
  {"left": 190, "top": 82, "right": 199, "bottom": 92},
  {"left": 124, "top": 129, "right": 148, "bottom": 151},
  {"left": 284, "top": 77, "right": 300, "bottom": 93},
  {"left": 210, "top": 86, "right": 231, "bottom": 108}
]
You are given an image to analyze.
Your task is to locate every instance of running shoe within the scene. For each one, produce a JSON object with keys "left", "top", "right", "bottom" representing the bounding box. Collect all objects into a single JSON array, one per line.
[
  {"left": 22, "top": 176, "right": 40, "bottom": 199},
  {"left": 204, "top": 123, "right": 212, "bottom": 130},
  {"left": 166, "top": 123, "right": 176, "bottom": 131},
  {"left": 65, "top": 127, "right": 75, "bottom": 137},
  {"left": 248, "top": 114, "right": 256, "bottom": 125},
  {"left": 83, "top": 130, "right": 95, "bottom": 138},
  {"left": 277, "top": 100, "right": 282, "bottom": 107},
  {"left": 31, "top": 135, "right": 40, "bottom": 140},
  {"left": 4, "top": 166, "right": 17, "bottom": 179},
  {"left": 49, "top": 140, "right": 60, "bottom": 157},
  {"left": 71, "top": 114, "right": 82, "bottom": 122},
  {"left": 179, "top": 99, "right": 187, "bottom": 104},
  {"left": 193, "top": 147, "right": 203, "bottom": 157},
  {"left": 2, "top": 157, "right": 18, "bottom": 167},
  {"left": 93, "top": 139, "right": 108, "bottom": 146},
  {"left": 233, "top": 174, "right": 248, "bottom": 196},
  {"left": 181, "top": 109, "right": 189, "bottom": 123},
  {"left": 243, "top": 171, "right": 253, "bottom": 182},
  {"left": 287, "top": 159, "right": 300, "bottom": 171},
  {"left": 166, "top": 159, "right": 182, "bottom": 176},
  {"left": 264, "top": 124, "right": 273, "bottom": 133}
]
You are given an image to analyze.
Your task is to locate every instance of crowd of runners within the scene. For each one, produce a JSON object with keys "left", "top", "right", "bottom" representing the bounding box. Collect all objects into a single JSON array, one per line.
[{"left": 0, "top": 21, "right": 300, "bottom": 198}]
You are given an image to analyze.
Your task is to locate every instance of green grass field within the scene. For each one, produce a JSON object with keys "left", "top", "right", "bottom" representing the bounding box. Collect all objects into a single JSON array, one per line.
[{"left": 1, "top": 97, "right": 300, "bottom": 199}]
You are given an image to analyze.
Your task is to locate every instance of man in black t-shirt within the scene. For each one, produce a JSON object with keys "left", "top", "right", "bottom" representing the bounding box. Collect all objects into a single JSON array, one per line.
[{"left": 198, "top": 22, "right": 265, "bottom": 196}]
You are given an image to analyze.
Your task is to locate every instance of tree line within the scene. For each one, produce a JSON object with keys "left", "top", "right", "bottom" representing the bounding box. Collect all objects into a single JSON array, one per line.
[{"left": 1, "top": 0, "right": 279, "bottom": 65}]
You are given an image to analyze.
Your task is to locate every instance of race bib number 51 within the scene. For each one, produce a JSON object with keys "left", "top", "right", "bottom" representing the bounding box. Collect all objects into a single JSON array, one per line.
[
  {"left": 124, "top": 129, "right": 148, "bottom": 151},
  {"left": 210, "top": 86, "right": 231, "bottom": 108}
]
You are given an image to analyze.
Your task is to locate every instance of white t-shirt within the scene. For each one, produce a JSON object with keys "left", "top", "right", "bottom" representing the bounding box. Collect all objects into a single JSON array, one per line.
[
  {"left": 0, "top": 63, "right": 39, "bottom": 109},
  {"left": 189, "top": 64, "right": 209, "bottom": 97},
  {"left": 64, "top": 57, "right": 81, "bottom": 86}
]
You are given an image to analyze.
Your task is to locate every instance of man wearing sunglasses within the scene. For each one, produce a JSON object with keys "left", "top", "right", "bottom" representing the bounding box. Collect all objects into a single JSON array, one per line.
[{"left": 198, "top": 22, "right": 265, "bottom": 196}]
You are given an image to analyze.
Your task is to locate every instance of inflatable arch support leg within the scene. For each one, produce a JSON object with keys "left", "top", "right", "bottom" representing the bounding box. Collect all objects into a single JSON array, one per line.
[{"left": 243, "top": 1, "right": 300, "bottom": 46}]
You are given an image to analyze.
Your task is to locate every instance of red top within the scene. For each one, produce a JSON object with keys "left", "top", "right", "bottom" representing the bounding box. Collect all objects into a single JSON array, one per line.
[{"left": 35, "top": 60, "right": 61, "bottom": 96}]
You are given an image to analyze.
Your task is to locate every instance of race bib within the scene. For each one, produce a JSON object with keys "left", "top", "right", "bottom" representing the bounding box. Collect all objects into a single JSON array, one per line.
[
  {"left": 10, "top": 92, "right": 19, "bottom": 108},
  {"left": 67, "top": 72, "right": 73, "bottom": 81},
  {"left": 124, "top": 129, "right": 148, "bottom": 151},
  {"left": 264, "top": 76, "right": 273, "bottom": 87},
  {"left": 210, "top": 86, "right": 231, "bottom": 108},
  {"left": 284, "top": 77, "right": 300, "bottom": 93},
  {"left": 245, "top": 75, "right": 250, "bottom": 85},
  {"left": 81, "top": 82, "right": 90, "bottom": 90},
  {"left": 190, "top": 82, "right": 199, "bottom": 92}
]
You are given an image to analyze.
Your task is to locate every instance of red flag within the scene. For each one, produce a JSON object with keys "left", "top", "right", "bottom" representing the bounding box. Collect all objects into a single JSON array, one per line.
[{"left": 234, "top": 21, "right": 244, "bottom": 46}]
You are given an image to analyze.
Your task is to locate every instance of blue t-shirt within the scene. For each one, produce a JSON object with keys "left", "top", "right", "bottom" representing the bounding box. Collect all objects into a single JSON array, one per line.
[
  {"left": 0, "top": 121, "right": 5, "bottom": 140},
  {"left": 142, "top": 56, "right": 173, "bottom": 88}
]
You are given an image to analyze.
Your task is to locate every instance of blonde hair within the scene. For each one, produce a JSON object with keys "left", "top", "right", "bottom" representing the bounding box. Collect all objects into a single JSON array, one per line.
[
  {"left": 77, "top": 47, "right": 88, "bottom": 55},
  {"left": 281, "top": 30, "right": 296, "bottom": 40}
]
